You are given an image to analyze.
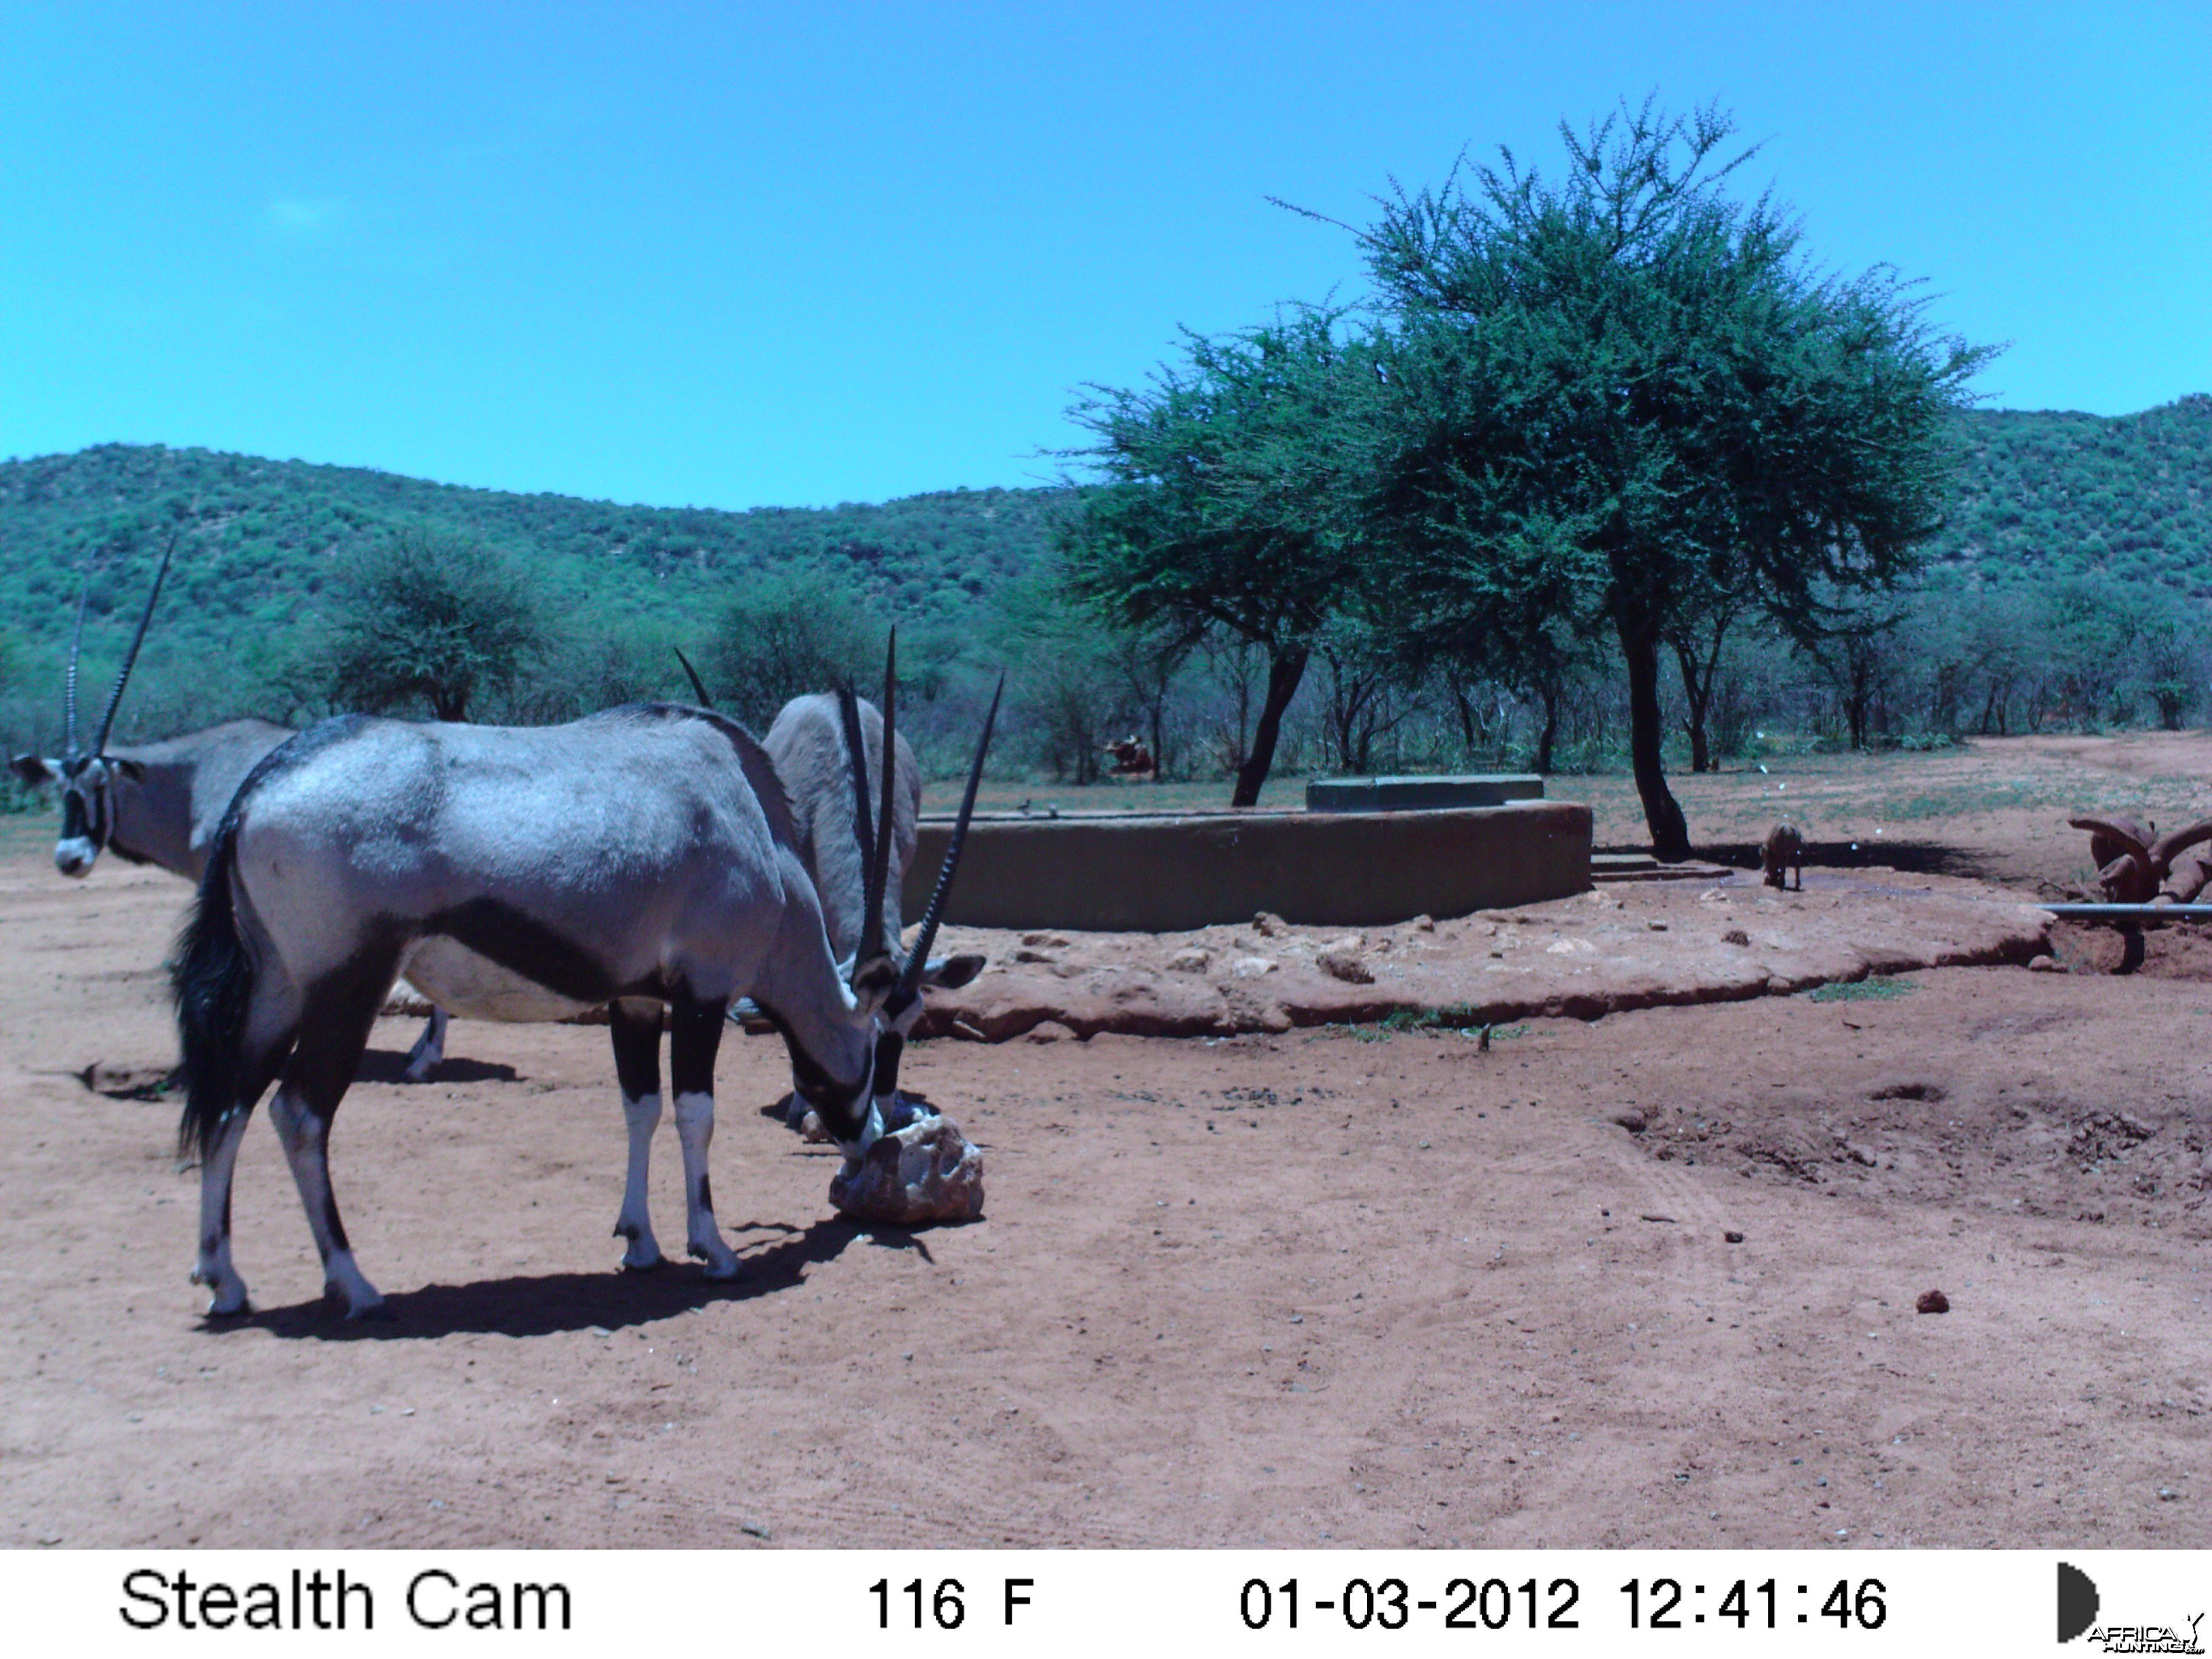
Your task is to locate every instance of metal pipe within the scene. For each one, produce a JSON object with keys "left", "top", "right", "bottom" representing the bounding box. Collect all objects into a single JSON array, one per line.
[{"left": 2041, "top": 903, "right": 2212, "bottom": 921}]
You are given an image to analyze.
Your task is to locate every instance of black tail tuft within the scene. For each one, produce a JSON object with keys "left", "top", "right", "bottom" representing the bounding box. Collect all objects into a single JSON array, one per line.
[{"left": 170, "top": 819, "right": 255, "bottom": 1163}]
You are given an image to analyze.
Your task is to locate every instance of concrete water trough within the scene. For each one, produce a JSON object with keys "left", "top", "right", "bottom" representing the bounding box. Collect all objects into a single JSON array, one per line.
[
  {"left": 901, "top": 799, "right": 1592, "bottom": 933},
  {"left": 1305, "top": 773, "right": 1545, "bottom": 812}
]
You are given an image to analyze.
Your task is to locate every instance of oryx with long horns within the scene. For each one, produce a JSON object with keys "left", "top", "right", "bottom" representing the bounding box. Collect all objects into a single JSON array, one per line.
[
  {"left": 12, "top": 542, "right": 456, "bottom": 1084},
  {"left": 672, "top": 643, "right": 988, "bottom": 1066},
  {"left": 169, "top": 672, "right": 1000, "bottom": 1319}
]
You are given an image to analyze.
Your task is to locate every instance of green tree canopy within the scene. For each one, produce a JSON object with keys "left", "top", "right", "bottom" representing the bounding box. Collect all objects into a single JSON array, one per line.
[
  {"left": 1357, "top": 98, "right": 1992, "bottom": 856},
  {"left": 318, "top": 529, "right": 544, "bottom": 722},
  {"left": 1060, "top": 308, "right": 1382, "bottom": 805},
  {"left": 701, "top": 558, "right": 886, "bottom": 729}
]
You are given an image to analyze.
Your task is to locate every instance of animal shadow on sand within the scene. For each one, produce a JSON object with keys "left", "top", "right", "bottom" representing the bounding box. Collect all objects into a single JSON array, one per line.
[
  {"left": 350, "top": 1048, "right": 519, "bottom": 1086},
  {"left": 207, "top": 1218, "right": 939, "bottom": 1342}
]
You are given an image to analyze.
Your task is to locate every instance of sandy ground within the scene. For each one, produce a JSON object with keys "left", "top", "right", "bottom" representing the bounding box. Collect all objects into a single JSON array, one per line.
[{"left": 5, "top": 737, "right": 2211, "bottom": 1551}]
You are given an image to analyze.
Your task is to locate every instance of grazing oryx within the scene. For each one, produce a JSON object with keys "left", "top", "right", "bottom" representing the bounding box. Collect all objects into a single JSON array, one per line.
[
  {"left": 12, "top": 549, "right": 455, "bottom": 1082},
  {"left": 672, "top": 644, "right": 987, "bottom": 1052},
  {"left": 171, "top": 684, "right": 1000, "bottom": 1319}
]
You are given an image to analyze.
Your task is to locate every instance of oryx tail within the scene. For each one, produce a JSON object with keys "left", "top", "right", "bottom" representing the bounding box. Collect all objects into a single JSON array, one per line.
[{"left": 172, "top": 817, "right": 260, "bottom": 1163}]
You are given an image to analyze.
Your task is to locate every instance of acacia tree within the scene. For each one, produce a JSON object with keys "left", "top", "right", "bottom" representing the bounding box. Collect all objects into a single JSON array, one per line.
[
  {"left": 1061, "top": 308, "right": 1381, "bottom": 806},
  {"left": 319, "top": 529, "right": 544, "bottom": 721},
  {"left": 703, "top": 558, "right": 884, "bottom": 728},
  {"left": 1355, "top": 99, "right": 1990, "bottom": 857}
]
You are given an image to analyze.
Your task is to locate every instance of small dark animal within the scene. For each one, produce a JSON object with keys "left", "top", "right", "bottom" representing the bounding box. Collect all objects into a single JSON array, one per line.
[{"left": 1761, "top": 823, "right": 1805, "bottom": 891}]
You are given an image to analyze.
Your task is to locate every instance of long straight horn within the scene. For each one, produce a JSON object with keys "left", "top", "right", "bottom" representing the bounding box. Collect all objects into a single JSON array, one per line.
[
  {"left": 674, "top": 647, "right": 714, "bottom": 708},
  {"left": 62, "top": 562, "right": 94, "bottom": 756},
  {"left": 94, "top": 531, "right": 178, "bottom": 756},
  {"left": 896, "top": 672, "right": 1002, "bottom": 1002},
  {"left": 836, "top": 678, "right": 876, "bottom": 884},
  {"left": 862, "top": 627, "right": 898, "bottom": 958}
]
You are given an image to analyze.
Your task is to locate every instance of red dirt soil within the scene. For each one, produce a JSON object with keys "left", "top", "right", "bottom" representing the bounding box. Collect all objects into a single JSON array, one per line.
[{"left": 4, "top": 735, "right": 2211, "bottom": 1551}]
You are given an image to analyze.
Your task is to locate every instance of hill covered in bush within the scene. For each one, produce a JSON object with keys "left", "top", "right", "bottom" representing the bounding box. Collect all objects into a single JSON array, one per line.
[{"left": 0, "top": 442, "right": 1064, "bottom": 661}]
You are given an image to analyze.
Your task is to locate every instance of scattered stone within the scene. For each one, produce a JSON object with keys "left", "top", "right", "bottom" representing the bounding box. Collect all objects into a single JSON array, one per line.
[
  {"left": 1639, "top": 1212, "right": 1678, "bottom": 1225},
  {"left": 1722, "top": 928, "right": 1751, "bottom": 947},
  {"left": 1021, "top": 931, "right": 1069, "bottom": 947},
  {"left": 740, "top": 1521, "right": 772, "bottom": 1539},
  {"left": 1611, "top": 1108, "right": 1648, "bottom": 1132},
  {"left": 1252, "top": 912, "right": 1289, "bottom": 937},
  {"left": 1013, "top": 947, "right": 1057, "bottom": 964},
  {"left": 830, "top": 1114, "right": 985, "bottom": 1225},
  {"left": 1229, "top": 956, "right": 1278, "bottom": 979},
  {"left": 1023, "top": 1021, "right": 1074, "bottom": 1044},
  {"left": 1916, "top": 1290, "right": 1950, "bottom": 1314},
  {"left": 1647, "top": 920, "right": 1669, "bottom": 932},
  {"left": 2157, "top": 1487, "right": 2179, "bottom": 1501},
  {"left": 2028, "top": 954, "right": 2063, "bottom": 973},
  {"left": 1723, "top": 1230, "right": 1745, "bottom": 1244},
  {"left": 1412, "top": 914, "right": 1435, "bottom": 932},
  {"left": 1317, "top": 949, "right": 1374, "bottom": 985},
  {"left": 1166, "top": 947, "right": 1211, "bottom": 975}
]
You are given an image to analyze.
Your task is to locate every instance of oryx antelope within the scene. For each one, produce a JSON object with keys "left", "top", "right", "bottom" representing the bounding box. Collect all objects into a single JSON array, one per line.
[
  {"left": 171, "top": 682, "right": 999, "bottom": 1319},
  {"left": 12, "top": 548, "right": 455, "bottom": 1082},
  {"left": 673, "top": 644, "right": 987, "bottom": 1068}
]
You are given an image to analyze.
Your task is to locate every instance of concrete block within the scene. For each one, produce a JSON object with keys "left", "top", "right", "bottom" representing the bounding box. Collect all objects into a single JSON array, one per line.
[{"left": 903, "top": 800, "right": 1591, "bottom": 932}]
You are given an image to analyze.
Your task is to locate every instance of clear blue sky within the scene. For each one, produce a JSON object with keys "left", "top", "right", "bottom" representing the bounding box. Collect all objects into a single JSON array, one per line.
[{"left": 3, "top": 2, "right": 2205, "bottom": 511}]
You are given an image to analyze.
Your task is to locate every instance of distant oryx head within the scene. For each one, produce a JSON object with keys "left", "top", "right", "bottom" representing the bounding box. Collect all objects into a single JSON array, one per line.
[{"left": 11, "top": 538, "right": 175, "bottom": 878}]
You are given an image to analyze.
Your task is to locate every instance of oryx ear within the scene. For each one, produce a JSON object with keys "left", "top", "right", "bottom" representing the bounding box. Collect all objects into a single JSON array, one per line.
[
  {"left": 9, "top": 753, "right": 54, "bottom": 786},
  {"left": 110, "top": 758, "right": 147, "bottom": 783},
  {"left": 922, "top": 952, "right": 987, "bottom": 991}
]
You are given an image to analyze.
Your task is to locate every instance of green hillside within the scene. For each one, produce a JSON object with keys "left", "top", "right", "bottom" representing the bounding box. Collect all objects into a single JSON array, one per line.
[
  {"left": 0, "top": 443, "right": 1064, "bottom": 659},
  {"left": 1927, "top": 394, "right": 2212, "bottom": 592}
]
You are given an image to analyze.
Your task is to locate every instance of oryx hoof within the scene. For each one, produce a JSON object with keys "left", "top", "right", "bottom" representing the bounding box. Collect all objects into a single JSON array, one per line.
[
  {"left": 400, "top": 1060, "right": 438, "bottom": 1084},
  {"left": 324, "top": 1282, "right": 390, "bottom": 1322},
  {"left": 191, "top": 1267, "right": 250, "bottom": 1317},
  {"left": 689, "top": 1240, "right": 741, "bottom": 1281},
  {"left": 613, "top": 1221, "right": 664, "bottom": 1271}
]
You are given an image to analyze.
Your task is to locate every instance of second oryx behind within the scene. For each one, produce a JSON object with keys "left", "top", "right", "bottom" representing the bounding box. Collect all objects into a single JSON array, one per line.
[{"left": 13, "top": 542, "right": 457, "bottom": 1082}]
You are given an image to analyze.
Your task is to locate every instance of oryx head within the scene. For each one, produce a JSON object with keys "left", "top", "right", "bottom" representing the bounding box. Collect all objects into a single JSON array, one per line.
[
  {"left": 833, "top": 629, "right": 1003, "bottom": 1133},
  {"left": 11, "top": 538, "right": 174, "bottom": 878}
]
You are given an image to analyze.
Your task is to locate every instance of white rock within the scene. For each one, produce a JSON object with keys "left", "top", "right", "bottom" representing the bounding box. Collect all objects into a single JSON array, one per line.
[{"left": 830, "top": 1115, "right": 985, "bottom": 1225}]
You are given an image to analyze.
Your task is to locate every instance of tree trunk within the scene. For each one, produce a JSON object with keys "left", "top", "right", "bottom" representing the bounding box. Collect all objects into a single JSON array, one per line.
[
  {"left": 1231, "top": 647, "right": 1309, "bottom": 808},
  {"left": 1534, "top": 678, "right": 1561, "bottom": 775},
  {"left": 1450, "top": 682, "right": 1479, "bottom": 754},
  {"left": 1618, "top": 619, "right": 1691, "bottom": 861},
  {"left": 1672, "top": 638, "right": 1712, "bottom": 773}
]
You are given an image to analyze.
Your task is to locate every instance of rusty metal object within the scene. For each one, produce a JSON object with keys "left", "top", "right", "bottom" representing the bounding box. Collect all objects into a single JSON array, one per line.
[{"left": 2068, "top": 815, "right": 2212, "bottom": 905}]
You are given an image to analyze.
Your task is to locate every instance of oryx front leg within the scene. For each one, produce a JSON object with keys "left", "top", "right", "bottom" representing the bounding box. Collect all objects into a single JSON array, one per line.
[
  {"left": 670, "top": 995, "right": 737, "bottom": 1279},
  {"left": 401, "top": 1006, "right": 448, "bottom": 1084},
  {"left": 608, "top": 1000, "right": 667, "bottom": 1271}
]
